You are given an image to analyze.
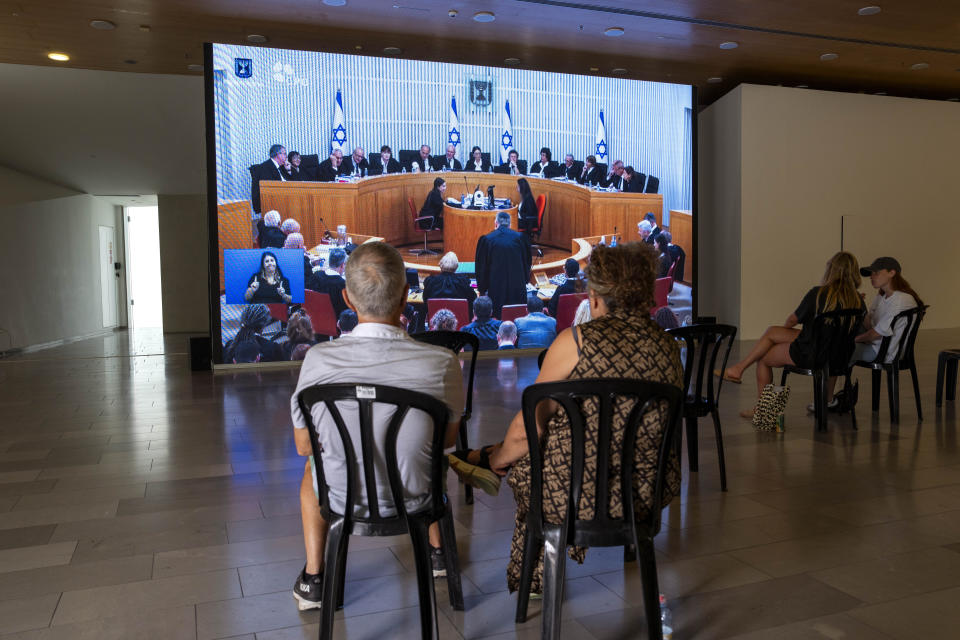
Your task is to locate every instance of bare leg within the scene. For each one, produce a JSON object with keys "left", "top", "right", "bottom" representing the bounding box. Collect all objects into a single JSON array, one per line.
[
  {"left": 300, "top": 460, "right": 328, "bottom": 574},
  {"left": 726, "top": 326, "right": 800, "bottom": 381},
  {"left": 756, "top": 342, "right": 796, "bottom": 396}
]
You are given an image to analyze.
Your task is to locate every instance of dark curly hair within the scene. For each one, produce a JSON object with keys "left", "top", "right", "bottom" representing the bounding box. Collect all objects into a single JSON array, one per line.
[{"left": 585, "top": 242, "right": 658, "bottom": 311}]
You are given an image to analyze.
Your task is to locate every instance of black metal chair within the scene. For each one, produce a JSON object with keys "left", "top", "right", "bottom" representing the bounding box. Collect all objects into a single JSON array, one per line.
[
  {"left": 537, "top": 347, "right": 548, "bottom": 370},
  {"left": 412, "top": 331, "right": 479, "bottom": 504},
  {"left": 296, "top": 384, "right": 464, "bottom": 640},
  {"left": 513, "top": 379, "right": 683, "bottom": 640},
  {"left": 667, "top": 324, "right": 737, "bottom": 491},
  {"left": 780, "top": 308, "right": 864, "bottom": 432},
  {"left": 851, "top": 305, "right": 927, "bottom": 423},
  {"left": 936, "top": 349, "right": 960, "bottom": 407}
]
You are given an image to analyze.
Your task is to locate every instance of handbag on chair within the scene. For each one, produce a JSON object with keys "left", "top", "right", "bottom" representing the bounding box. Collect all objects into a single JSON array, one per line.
[{"left": 752, "top": 384, "right": 790, "bottom": 431}]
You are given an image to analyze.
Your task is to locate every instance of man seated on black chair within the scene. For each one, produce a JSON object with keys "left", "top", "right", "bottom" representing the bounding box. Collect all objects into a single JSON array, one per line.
[
  {"left": 289, "top": 241, "right": 464, "bottom": 611},
  {"left": 306, "top": 247, "right": 348, "bottom": 318}
]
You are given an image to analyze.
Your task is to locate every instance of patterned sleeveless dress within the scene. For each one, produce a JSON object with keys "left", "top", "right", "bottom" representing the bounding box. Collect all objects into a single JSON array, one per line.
[{"left": 505, "top": 308, "right": 683, "bottom": 592}]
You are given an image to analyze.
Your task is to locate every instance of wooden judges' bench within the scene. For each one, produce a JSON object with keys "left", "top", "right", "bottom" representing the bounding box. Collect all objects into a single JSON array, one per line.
[{"left": 258, "top": 173, "right": 663, "bottom": 252}]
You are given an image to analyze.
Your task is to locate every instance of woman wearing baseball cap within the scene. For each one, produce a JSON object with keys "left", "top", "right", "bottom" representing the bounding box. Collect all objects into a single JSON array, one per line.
[{"left": 853, "top": 257, "right": 923, "bottom": 364}]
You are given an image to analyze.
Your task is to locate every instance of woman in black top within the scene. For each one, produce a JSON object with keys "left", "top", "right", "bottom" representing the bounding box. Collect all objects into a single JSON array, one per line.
[
  {"left": 654, "top": 234, "right": 673, "bottom": 278},
  {"left": 419, "top": 177, "right": 446, "bottom": 230},
  {"left": 244, "top": 251, "right": 292, "bottom": 304},
  {"left": 515, "top": 178, "right": 538, "bottom": 233},
  {"left": 466, "top": 146, "right": 490, "bottom": 173},
  {"left": 718, "top": 252, "right": 864, "bottom": 414}
]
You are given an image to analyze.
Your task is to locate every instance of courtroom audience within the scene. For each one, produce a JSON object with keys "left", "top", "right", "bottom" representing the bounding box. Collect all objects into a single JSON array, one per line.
[
  {"left": 467, "top": 146, "right": 490, "bottom": 173},
  {"left": 515, "top": 294, "right": 557, "bottom": 348},
  {"left": 289, "top": 241, "right": 464, "bottom": 610},
  {"left": 283, "top": 232, "right": 305, "bottom": 250},
  {"left": 655, "top": 234, "right": 673, "bottom": 278},
  {"left": 337, "top": 309, "right": 358, "bottom": 336},
  {"left": 461, "top": 296, "right": 502, "bottom": 351},
  {"left": 447, "top": 241, "right": 683, "bottom": 595},
  {"left": 306, "top": 247, "right": 347, "bottom": 317},
  {"left": 644, "top": 212, "right": 662, "bottom": 243},
  {"left": 573, "top": 298, "right": 591, "bottom": 326},
  {"left": 419, "top": 177, "right": 446, "bottom": 230},
  {"left": 497, "top": 321, "right": 518, "bottom": 350},
  {"left": 429, "top": 309, "right": 458, "bottom": 332},
  {"left": 224, "top": 304, "right": 282, "bottom": 363},
  {"left": 284, "top": 311, "right": 316, "bottom": 360},
  {"left": 290, "top": 343, "right": 312, "bottom": 361},
  {"left": 423, "top": 252, "right": 476, "bottom": 317},
  {"left": 547, "top": 258, "right": 582, "bottom": 317},
  {"left": 654, "top": 306, "right": 680, "bottom": 330},
  {"left": 258, "top": 210, "right": 286, "bottom": 249},
  {"left": 281, "top": 218, "right": 301, "bottom": 235},
  {"left": 637, "top": 219, "right": 653, "bottom": 243}
]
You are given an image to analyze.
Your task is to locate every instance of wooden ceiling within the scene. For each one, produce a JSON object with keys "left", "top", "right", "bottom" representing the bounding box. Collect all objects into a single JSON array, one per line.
[{"left": 2, "top": 0, "right": 959, "bottom": 104}]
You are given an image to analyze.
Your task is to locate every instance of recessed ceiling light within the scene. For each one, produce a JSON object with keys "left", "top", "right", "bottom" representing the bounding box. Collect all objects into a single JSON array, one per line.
[
  {"left": 473, "top": 11, "right": 495, "bottom": 22},
  {"left": 910, "top": 62, "right": 929, "bottom": 70},
  {"left": 875, "top": 91, "right": 887, "bottom": 95},
  {"left": 589, "top": 67, "right": 599, "bottom": 72},
  {"left": 139, "top": 24, "right": 151, "bottom": 32},
  {"left": 354, "top": 45, "right": 362, "bottom": 50},
  {"left": 604, "top": 27, "right": 624, "bottom": 37},
  {"left": 707, "top": 76, "right": 722, "bottom": 83},
  {"left": 124, "top": 59, "right": 137, "bottom": 65},
  {"left": 246, "top": 34, "right": 268, "bottom": 44},
  {"left": 187, "top": 64, "right": 204, "bottom": 71},
  {"left": 820, "top": 53, "right": 839, "bottom": 61},
  {"left": 719, "top": 41, "right": 738, "bottom": 50},
  {"left": 504, "top": 57, "right": 520, "bottom": 65},
  {"left": 382, "top": 46, "right": 402, "bottom": 56},
  {"left": 611, "top": 68, "right": 627, "bottom": 74},
  {"left": 322, "top": 0, "right": 347, "bottom": 6},
  {"left": 47, "top": 52, "right": 70, "bottom": 62},
  {"left": 796, "top": 84, "right": 808, "bottom": 89},
  {"left": 858, "top": 6, "right": 882, "bottom": 16},
  {"left": 89, "top": 19, "right": 116, "bottom": 30}
]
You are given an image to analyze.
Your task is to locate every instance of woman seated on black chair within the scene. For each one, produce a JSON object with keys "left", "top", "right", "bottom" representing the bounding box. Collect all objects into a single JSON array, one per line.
[
  {"left": 466, "top": 146, "right": 490, "bottom": 173},
  {"left": 420, "top": 177, "right": 446, "bottom": 230},
  {"left": 245, "top": 251, "right": 292, "bottom": 304},
  {"left": 447, "top": 243, "right": 682, "bottom": 594},
  {"left": 718, "top": 251, "right": 865, "bottom": 418},
  {"left": 516, "top": 178, "right": 538, "bottom": 235}
]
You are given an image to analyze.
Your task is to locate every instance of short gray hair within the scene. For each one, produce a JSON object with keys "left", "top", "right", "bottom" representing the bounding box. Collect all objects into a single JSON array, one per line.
[
  {"left": 496, "top": 211, "right": 511, "bottom": 227},
  {"left": 498, "top": 321, "right": 517, "bottom": 341},
  {"left": 269, "top": 144, "right": 285, "bottom": 158},
  {"left": 438, "top": 252, "right": 459, "bottom": 272},
  {"left": 344, "top": 242, "right": 406, "bottom": 318},
  {"left": 638, "top": 220, "right": 652, "bottom": 233}
]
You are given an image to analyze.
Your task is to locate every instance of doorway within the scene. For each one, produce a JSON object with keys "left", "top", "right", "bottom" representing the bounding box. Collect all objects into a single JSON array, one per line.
[
  {"left": 123, "top": 206, "right": 164, "bottom": 329},
  {"left": 98, "top": 226, "right": 118, "bottom": 328}
]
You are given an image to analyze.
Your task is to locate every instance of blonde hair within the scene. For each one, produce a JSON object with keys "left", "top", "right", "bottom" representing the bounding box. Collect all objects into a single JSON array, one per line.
[
  {"left": 344, "top": 242, "right": 406, "bottom": 318},
  {"left": 818, "top": 252, "right": 862, "bottom": 311},
  {"left": 438, "top": 252, "right": 459, "bottom": 273},
  {"left": 585, "top": 242, "right": 658, "bottom": 311}
]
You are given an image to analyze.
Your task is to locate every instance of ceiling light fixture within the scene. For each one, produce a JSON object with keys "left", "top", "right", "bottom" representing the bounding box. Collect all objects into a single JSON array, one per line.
[
  {"left": 187, "top": 64, "right": 204, "bottom": 71},
  {"left": 820, "top": 53, "right": 839, "bottom": 61},
  {"left": 604, "top": 27, "right": 624, "bottom": 37},
  {"left": 89, "top": 19, "right": 116, "bottom": 30},
  {"left": 719, "top": 41, "right": 738, "bottom": 50},
  {"left": 504, "top": 57, "right": 520, "bottom": 65},
  {"left": 246, "top": 34, "right": 268, "bottom": 44},
  {"left": 611, "top": 67, "right": 627, "bottom": 74},
  {"left": 858, "top": 6, "right": 881, "bottom": 16},
  {"left": 707, "top": 76, "right": 722, "bottom": 83},
  {"left": 910, "top": 62, "right": 929, "bottom": 70},
  {"left": 322, "top": 0, "right": 347, "bottom": 6},
  {"left": 124, "top": 59, "right": 137, "bottom": 64},
  {"left": 875, "top": 91, "right": 887, "bottom": 95},
  {"left": 139, "top": 25, "right": 151, "bottom": 32},
  {"left": 47, "top": 52, "right": 70, "bottom": 62},
  {"left": 383, "top": 46, "right": 402, "bottom": 56},
  {"left": 589, "top": 67, "right": 599, "bottom": 72},
  {"left": 473, "top": 11, "right": 495, "bottom": 22},
  {"left": 796, "top": 84, "right": 809, "bottom": 88}
]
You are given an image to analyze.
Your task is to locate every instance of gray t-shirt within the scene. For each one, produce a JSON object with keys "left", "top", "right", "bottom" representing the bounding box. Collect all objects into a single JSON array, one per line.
[{"left": 290, "top": 323, "right": 463, "bottom": 517}]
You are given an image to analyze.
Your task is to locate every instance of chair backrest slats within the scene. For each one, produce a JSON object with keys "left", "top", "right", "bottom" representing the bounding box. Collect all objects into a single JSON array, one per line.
[
  {"left": 875, "top": 305, "right": 927, "bottom": 366},
  {"left": 667, "top": 324, "right": 737, "bottom": 409},
  {"left": 411, "top": 330, "right": 479, "bottom": 417}
]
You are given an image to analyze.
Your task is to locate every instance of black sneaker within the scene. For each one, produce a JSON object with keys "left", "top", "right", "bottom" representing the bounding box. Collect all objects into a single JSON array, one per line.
[
  {"left": 431, "top": 545, "right": 447, "bottom": 578},
  {"left": 293, "top": 566, "right": 323, "bottom": 611}
]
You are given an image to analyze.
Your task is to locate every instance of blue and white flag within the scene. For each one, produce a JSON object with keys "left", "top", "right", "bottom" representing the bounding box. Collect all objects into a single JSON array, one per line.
[
  {"left": 499, "top": 99, "right": 514, "bottom": 164},
  {"left": 448, "top": 96, "right": 461, "bottom": 154},
  {"left": 595, "top": 110, "right": 608, "bottom": 163},
  {"left": 330, "top": 89, "right": 347, "bottom": 154}
]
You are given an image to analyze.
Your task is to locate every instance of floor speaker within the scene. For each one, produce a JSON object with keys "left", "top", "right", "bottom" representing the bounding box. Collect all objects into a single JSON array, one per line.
[{"left": 190, "top": 336, "right": 212, "bottom": 371}]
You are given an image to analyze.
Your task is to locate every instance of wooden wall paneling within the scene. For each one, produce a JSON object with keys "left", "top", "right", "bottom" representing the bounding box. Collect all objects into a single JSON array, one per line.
[
  {"left": 216, "top": 200, "right": 253, "bottom": 292},
  {"left": 667, "top": 209, "right": 693, "bottom": 283}
]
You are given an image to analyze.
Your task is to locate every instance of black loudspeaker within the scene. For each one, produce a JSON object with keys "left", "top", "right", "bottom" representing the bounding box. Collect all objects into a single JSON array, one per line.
[
  {"left": 190, "top": 336, "right": 212, "bottom": 371},
  {"left": 695, "top": 316, "right": 717, "bottom": 325}
]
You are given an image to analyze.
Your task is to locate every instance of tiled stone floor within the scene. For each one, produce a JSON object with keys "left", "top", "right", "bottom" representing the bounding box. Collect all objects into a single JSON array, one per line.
[{"left": 1, "top": 327, "right": 959, "bottom": 638}]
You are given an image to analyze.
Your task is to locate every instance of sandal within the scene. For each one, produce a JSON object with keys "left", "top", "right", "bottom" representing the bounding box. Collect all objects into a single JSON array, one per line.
[
  {"left": 449, "top": 447, "right": 501, "bottom": 497},
  {"left": 715, "top": 368, "right": 743, "bottom": 384}
]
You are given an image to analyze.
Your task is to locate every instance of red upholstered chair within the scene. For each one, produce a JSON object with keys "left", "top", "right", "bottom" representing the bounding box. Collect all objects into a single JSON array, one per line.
[
  {"left": 303, "top": 290, "right": 339, "bottom": 339},
  {"left": 650, "top": 276, "right": 672, "bottom": 315},
  {"left": 427, "top": 298, "right": 470, "bottom": 330},
  {"left": 529, "top": 194, "right": 547, "bottom": 257},
  {"left": 266, "top": 304, "right": 289, "bottom": 323},
  {"left": 409, "top": 197, "right": 439, "bottom": 256},
  {"left": 555, "top": 292, "right": 589, "bottom": 332},
  {"left": 500, "top": 304, "right": 528, "bottom": 323}
]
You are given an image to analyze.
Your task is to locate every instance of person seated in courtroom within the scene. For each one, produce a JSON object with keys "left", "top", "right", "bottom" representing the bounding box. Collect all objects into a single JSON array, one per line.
[
  {"left": 305, "top": 247, "right": 348, "bottom": 317},
  {"left": 429, "top": 308, "right": 459, "bottom": 331},
  {"left": 281, "top": 218, "right": 300, "bottom": 236},
  {"left": 369, "top": 145, "right": 401, "bottom": 175},
  {"left": 224, "top": 304, "right": 283, "bottom": 363},
  {"left": 466, "top": 146, "right": 490, "bottom": 173},
  {"left": 497, "top": 321, "right": 518, "bottom": 350},
  {"left": 411, "top": 144, "right": 432, "bottom": 173},
  {"left": 252, "top": 144, "right": 291, "bottom": 213},
  {"left": 515, "top": 178, "right": 539, "bottom": 236},
  {"left": 286, "top": 151, "right": 307, "bottom": 181},
  {"left": 654, "top": 307, "right": 680, "bottom": 330},
  {"left": 603, "top": 160, "right": 626, "bottom": 190},
  {"left": 317, "top": 149, "right": 344, "bottom": 182},
  {"left": 655, "top": 234, "right": 673, "bottom": 278},
  {"left": 644, "top": 212, "right": 662, "bottom": 244},
  {"left": 419, "top": 177, "right": 446, "bottom": 230},
  {"left": 257, "top": 210, "right": 287, "bottom": 249},
  {"left": 289, "top": 241, "right": 464, "bottom": 610},
  {"left": 621, "top": 166, "right": 642, "bottom": 192},
  {"left": 245, "top": 251, "right": 292, "bottom": 304},
  {"left": 576, "top": 154, "right": 604, "bottom": 186},
  {"left": 434, "top": 144, "right": 463, "bottom": 171},
  {"left": 283, "top": 232, "right": 314, "bottom": 283},
  {"left": 515, "top": 294, "right": 557, "bottom": 348},
  {"left": 658, "top": 231, "right": 684, "bottom": 281},
  {"left": 547, "top": 258, "right": 582, "bottom": 317},
  {"left": 637, "top": 219, "right": 653, "bottom": 244},
  {"left": 283, "top": 311, "right": 316, "bottom": 360},
  {"left": 423, "top": 251, "right": 477, "bottom": 317},
  {"left": 476, "top": 211, "right": 532, "bottom": 318},
  {"left": 495, "top": 149, "right": 526, "bottom": 176},
  {"left": 561, "top": 154, "right": 580, "bottom": 180},
  {"left": 337, "top": 309, "right": 358, "bottom": 336},
  {"left": 340, "top": 146, "right": 369, "bottom": 178},
  {"left": 530, "top": 147, "right": 561, "bottom": 179},
  {"left": 461, "top": 296, "right": 503, "bottom": 351}
]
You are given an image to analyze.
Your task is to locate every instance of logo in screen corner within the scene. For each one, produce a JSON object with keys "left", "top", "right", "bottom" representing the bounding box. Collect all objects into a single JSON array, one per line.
[{"left": 234, "top": 58, "right": 252, "bottom": 78}]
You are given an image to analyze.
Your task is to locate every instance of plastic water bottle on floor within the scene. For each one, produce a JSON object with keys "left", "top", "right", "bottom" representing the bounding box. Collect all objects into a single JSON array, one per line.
[{"left": 659, "top": 594, "right": 674, "bottom": 639}]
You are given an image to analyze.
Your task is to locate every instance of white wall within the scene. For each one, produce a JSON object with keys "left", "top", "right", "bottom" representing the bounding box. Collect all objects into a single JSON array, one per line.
[
  {"left": 699, "top": 84, "right": 960, "bottom": 339},
  {"left": 0, "top": 166, "right": 121, "bottom": 350},
  {"left": 157, "top": 194, "right": 210, "bottom": 333}
]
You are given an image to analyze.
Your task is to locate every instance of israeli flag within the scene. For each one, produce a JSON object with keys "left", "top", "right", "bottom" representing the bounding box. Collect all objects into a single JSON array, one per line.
[
  {"left": 499, "top": 99, "right": 514, "bottom": 164},
  {"left": 330, "top": 89, "right": 347, "bottom": 154},
  {"left": 448, "top": 96, "right": 461, "bottom": 153},
  {"left": 595, "top": 110, "right": 608, "bottom": 163}
]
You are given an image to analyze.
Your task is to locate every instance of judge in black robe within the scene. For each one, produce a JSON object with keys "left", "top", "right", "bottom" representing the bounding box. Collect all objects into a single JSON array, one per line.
[
  {"left": 369, "top": 146, "right": 401, "bottom": 175},
  {"left": 475, "top": 213, "right": 532, "bottom": 318}
]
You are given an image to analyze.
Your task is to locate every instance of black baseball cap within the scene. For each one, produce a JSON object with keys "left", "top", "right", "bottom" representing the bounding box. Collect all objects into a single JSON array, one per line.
[{"left": 860, "top": 257, "right": 901, "bottom": 277}]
